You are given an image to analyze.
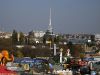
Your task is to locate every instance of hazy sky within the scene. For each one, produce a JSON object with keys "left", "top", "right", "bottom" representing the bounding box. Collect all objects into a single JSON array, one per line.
[{"left": 0, "top": 0, "right": 100, "bottom": 34}]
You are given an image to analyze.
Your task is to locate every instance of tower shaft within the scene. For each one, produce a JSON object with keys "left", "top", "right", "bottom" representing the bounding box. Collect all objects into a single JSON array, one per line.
[{"left": 48, "top": 8, "right": 53, "bottom": 33}]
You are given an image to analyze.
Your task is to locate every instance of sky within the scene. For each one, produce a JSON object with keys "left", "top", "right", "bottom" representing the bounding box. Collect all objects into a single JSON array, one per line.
[{"left": 0, "top": 0, "right": 100, "bottom": 34}]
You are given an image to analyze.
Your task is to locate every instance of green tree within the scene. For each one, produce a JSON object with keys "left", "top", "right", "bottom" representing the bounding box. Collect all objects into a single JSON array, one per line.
[
  {"left": 19, "top": 32, "right": 25, "bottom": 45},
  {"left": 91, "top": 35, "right": 95, "bottom": 42},
  {"left": 43, "top": 35, "right": 46, "bottom": 44},
  {"left": 67, "top": 41, "right": 74, "bottom": 56},
  {"left": 12, "top": 30, "right": 18, "bottom": 45},
  {"left": 28, "top": 31, "right": 35, "bottom": 45},
  {"left": 54, "top": 35, "right": 62, "bottom": 44}
]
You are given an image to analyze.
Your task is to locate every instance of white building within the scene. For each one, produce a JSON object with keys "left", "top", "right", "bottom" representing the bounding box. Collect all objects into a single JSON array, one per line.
[
  {"left": 95, "top": 34, "right": 100, "bottom": 41},
  {"left": 0, "top": 32, "right": 12, "bottom": 39},
  {"left": 34, "top": 31, "right": 45, "bottom": 38},
  {"left": 5, "top": 32, "right": 12, "bottom": 38}
]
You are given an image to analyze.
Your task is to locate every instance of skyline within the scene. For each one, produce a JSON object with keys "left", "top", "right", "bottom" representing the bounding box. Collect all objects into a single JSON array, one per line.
[{"left": 0, "top": 0, "right": 100, "bottom": 34}]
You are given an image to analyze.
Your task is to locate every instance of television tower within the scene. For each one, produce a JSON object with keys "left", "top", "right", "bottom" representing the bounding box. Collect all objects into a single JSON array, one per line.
[{"left": 48, "top": 8, "right": 53, "bottom": 34}]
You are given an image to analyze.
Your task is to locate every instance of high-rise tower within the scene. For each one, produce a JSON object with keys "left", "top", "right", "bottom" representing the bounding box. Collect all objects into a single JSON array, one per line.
[{"left": 48, "top": 8, "right": 53, "bottom": 34}]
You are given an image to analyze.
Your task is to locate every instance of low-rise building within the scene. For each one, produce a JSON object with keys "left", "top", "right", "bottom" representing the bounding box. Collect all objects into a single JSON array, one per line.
[
  {"left": 0, "top": 31, "right": 12, "bottom": 39},
  {"left": 27, "top": 30, "right": 45, "bottom": 44},
  {"left": 33, "top": 31, "right": 45, "bottom": 38},
  {"left": 95, "top": 34, "right": 100, "bottom": 41}
]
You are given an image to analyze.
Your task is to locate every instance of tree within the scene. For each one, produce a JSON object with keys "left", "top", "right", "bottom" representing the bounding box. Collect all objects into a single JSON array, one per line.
[
  {"left": 19, "top": 32, "right": 25, "bottom": 45},
  {"left": 90, "top": 35, "right": 95, "bottom": 42},
  {"left": 43, "top": 34, "right": 46, "bottom": 44},
  {"left": 12, "top": 30, "right": 18, "bottom": 45},
  {"left": 28, "top": 31, "right": 35, "bottom": 45},
  {"left": 67, "top": 41, "right": 74, "bottom": 55},
  {"left": 53, "top": 54, "right": 60, "bottom": 63},
  {"left": 54, "top": 35, "right": 62, "bottom": 44}
]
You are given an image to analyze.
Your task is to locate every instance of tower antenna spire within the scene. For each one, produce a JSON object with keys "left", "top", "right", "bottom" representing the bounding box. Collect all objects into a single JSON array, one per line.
[
  {"left": 48, "top": 8, "right": 53, "bottom": 34},
  {"left": 49, "top": 8, "right": 51, "bottom": 27}
]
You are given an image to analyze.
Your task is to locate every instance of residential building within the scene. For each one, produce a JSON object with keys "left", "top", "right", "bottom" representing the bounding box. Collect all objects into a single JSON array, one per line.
[
  {"left": 95, "top": 34, "right": 100, "bottom": 41},
  {"left": 0, "top": 31, "right": 12, "bottom": 39}
]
